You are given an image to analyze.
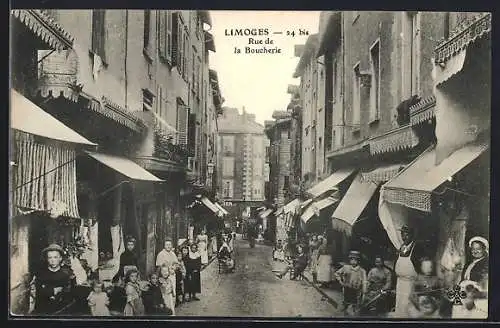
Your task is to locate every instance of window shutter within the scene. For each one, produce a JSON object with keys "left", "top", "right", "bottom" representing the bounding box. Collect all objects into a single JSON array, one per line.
[
  {"left": 92, "top": 10, "right": 106, "bottom": 60},
  {"left": 171, "top": 12, "right": 179, "bottom": 67},
  {"left": 176, "top": 99, "right": 188, "bottom": 146},
  {"left": 158, "top": 12, "right": 167, "bottom": 60},
  {"left": 166, "top": 11, "right": 172, "bottom": 63}
]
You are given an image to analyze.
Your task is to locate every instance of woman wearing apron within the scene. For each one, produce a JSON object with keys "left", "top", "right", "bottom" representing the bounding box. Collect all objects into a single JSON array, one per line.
[{"left": 394, "top": 226, "right": 420, "bottom": 316}]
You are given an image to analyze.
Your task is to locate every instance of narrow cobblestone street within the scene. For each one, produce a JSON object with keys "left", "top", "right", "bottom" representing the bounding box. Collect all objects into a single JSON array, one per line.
[{"left": 177, "top": 236, "right": 341, "bottom": 317}]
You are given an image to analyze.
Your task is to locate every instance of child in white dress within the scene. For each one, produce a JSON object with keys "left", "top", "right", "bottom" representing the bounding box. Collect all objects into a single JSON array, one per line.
[{"left": 87, "top": 280, "right": 110, "bottom": 316}]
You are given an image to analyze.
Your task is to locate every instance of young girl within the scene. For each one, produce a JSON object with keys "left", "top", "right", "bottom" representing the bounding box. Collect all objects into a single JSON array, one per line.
[
  {"left": 123, "top": 268, "right": 145, "bottom": 316},
  {"left": 185, "top": 244, "right": 202, "bottom": 301},
  {"left": 408, "top": 258, "right": 442, "bottom": 317},
  {"left": 87, "top": 280, "right": 110, "bottom": 316},
  {"left": 143, "top": 273, "right": 170, "bottom": 315},
  {"left": 175, "top": 251, "right": 187, "bottom": 306},
  {"left": 158, "top": 265, "right": 175, "bottom": 315}
]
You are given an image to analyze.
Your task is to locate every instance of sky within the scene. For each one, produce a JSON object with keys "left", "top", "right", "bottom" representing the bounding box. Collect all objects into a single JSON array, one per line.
[{"left": 209, "top": 11, "right": 321, "bottom": 125}]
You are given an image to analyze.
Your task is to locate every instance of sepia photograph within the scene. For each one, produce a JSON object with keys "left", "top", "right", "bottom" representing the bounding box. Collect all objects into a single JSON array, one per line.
[{"left": 9, "top": 9, "right": 491, "bottom": 320}]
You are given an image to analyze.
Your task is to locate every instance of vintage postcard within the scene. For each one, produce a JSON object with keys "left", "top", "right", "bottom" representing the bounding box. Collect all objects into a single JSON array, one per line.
[{"left": 9, "top": 9, "right": 491, "bottom": 320}]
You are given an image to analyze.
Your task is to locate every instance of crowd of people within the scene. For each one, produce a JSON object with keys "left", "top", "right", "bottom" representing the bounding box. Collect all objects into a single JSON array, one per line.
[
  {"left": 272, "top": 225, "right": 489, "bottom": 319},
  {"left": 28, "top": 231, "right": 217, "bottom": 317}
]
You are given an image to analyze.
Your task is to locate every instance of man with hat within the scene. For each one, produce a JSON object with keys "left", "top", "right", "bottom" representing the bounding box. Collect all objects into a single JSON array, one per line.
[
  {"left": 334, "top": 250, "right": 367, "bottom": 315},
  {"left": 32, "top": 244, "right": 76, "bottom": 315},
  {"left": 393, "top": 225, "right": 425, "bottom": 316}
]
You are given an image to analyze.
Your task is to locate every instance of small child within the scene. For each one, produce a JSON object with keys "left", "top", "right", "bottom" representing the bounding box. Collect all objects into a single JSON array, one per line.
[
  {"left": 87, "top": 280, "right": 110, "bottom": 316},
  {"left": 158, "top": 265, "right": 175, "bottom": 315},
  {"left": 108, "top": 276, "right": 126, "bottom": 315},
  {"left": 408, "top": 257, "right": 442, "bottom": 316},
  {"left": 334, "top": 250, "right": 367, "bottom": 316},
  {"left": 175, "top": 251, "right": 187, "bottom": 306},
  {"left": 123, "top": 268, "right": 145, "bottom": 316},
  {"left": 452, "top": 280, "right": 487, "bottom": 319}
]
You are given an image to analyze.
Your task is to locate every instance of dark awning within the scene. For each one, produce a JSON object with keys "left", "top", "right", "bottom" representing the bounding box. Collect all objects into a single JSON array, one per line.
[
  {"left": 198, "top": 10, "right": 212, "bottom": 26},
  {"left": 204, "top": 31, "right": 215, "bottom": 52},
  {"left": 11, "top": 9, "right": 74, "bottom": 50}
]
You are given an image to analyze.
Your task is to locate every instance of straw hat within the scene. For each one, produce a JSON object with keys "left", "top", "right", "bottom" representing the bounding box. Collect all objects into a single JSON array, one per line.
[
  {"left": 41, "top": 243, "right": 64, "bottom": 256},
  {"left": 348, "top": 250, "right": 361, "bottom": 259}
]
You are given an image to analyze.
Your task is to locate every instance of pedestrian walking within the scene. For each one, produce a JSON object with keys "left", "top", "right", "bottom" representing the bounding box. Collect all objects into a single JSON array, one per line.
[
  {"left": 185, "top": 244, "right": 202, "bottom": 301},
  {"left": 335, "top": 250, "right": 367, "bottom": 316},
  {"left": 87, "top": 280, "right": 110, "bottom": 316}
]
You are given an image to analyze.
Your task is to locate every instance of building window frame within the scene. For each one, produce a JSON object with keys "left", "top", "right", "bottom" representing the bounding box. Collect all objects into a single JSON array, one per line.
[
  {"left": 401, "top": 11, "right": 421, "bottom": 100},
  {"left": 352, "top": 62, "right": 361, "bottom": 128},
  {"left": 369, "top": 38, "right": 381, "bottom": 123},
  {"left": 143, "top": 10, "right": 152, "bottom": 60},
  {"left": 91, "top": 9, "right": 107, "bottom": 63}
]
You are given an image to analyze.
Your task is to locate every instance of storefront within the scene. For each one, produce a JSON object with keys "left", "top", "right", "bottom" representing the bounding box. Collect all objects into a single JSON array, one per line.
[{"left": 10, "top": 89, "right": 96, "bottom": 314}]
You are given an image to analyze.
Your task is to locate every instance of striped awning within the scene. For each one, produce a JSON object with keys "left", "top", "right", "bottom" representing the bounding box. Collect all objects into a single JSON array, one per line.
[
  {"left": 11, "top": 89, "right": 96, "bottom": 146},
  {"left": 259, "top": 209, "right": 273, "bottom": 219},
  {"left": 306, "top": 169, "right": 356, "bottom": 198},
  {"left": 200, "top": 197, "right": 220, "bottom": 215},
  {"left": 214, "top": 202, "right": 229, "bottom": 216},
  {"left": 86, "top": 152, "right": 163, "bottom": 182},
  {"left": 381, "top": 142, "right": 488, "bottom": 212},
  {"left": 331, "top": 174, "right": 379, "bottom": 234},
  {"left": 301, "top": 197, "right": 338, "bottom": 225},
  {"left": 283, "top": 198, "right": 301, "bottom": 214}
]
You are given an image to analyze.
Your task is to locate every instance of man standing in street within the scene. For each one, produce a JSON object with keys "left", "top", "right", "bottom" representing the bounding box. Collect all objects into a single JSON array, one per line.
[{"left": 156, "top": 240, "right": 179, "bottom": 300}]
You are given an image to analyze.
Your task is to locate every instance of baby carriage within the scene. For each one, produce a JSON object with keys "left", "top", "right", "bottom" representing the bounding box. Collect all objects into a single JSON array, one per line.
[{"left": 218, "top": 244, "right": 235, "bottom": 273}]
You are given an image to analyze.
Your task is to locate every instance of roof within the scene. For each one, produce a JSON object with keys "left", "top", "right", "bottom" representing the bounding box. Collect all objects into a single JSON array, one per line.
[{"left": 218, "top": 116, "right": 265, "bottom": 134}]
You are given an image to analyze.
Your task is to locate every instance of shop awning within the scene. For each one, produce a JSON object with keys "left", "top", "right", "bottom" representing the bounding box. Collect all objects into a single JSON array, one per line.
[
  {"left": 381, "top": 142, "right": 488, "bottom": 212},
  {"left": 283, "top": 198, "right": 301, "bottom": 214},
  {"left": 301, "top": 196, "right": 338, "bottom": 225},
  {"left": 331, "top": 174, "right": 379, "bottom": 234},
  {"left": 259, "top": 209, "right": 273, "bottom": 219},
  {"left": 360, "top": 164, "right": 405, "bottom": 184},
  {"left": 200, "top": 197, "right": 220, "bottom": 214},
  {"left": 86, "top": 151, "right": 163, "bottom": 182},
  {"left": 11, "top": 89, "right": 96, "bottom": 146},
  {"left": 214, "top": 202, "right": 229, "bottom": 215},
  {"left": 306, "top": 169, "right": 356, "bottom": 198}
]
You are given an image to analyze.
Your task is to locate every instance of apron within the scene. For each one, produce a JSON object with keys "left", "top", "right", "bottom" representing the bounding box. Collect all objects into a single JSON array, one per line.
[{"left": 394, "top": 244, "right": 418, "bottom": 315}]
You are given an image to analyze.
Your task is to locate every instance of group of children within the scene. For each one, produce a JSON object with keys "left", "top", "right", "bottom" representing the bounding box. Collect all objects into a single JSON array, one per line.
[
  {"left": 86, "top": 245, "right": 202, "bottom": 316},
  {"left": 335, "top": 251, "right": 485, "bottom": 318}
]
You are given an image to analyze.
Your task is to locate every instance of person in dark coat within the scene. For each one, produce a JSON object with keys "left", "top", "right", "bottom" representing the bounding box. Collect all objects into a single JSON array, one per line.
[
  {"left": 275, "top": 244, "right": 308, "bottom": 280},
  {"left": 33, "top": 244, "right": 76, "bottom": 315},
  {"left": 114, "top": 237, "right": 139, "bottom": 281},
  {"left": 142, "top": 272, "right": 172, "bottom": 315},
  {"left": 461, "top": 236, "right": 489, "bottom": 289},
  {"left": 185, "top": 244, "right": 202, "bottom": 301}
]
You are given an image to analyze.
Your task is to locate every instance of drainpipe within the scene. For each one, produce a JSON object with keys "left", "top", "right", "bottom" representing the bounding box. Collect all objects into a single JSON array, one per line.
[
  {"left": 341, "top": 12, "right": 346, "bottom": 147},
  {"left": 125, "top": 10, "right": 128, "bottom": 110}
]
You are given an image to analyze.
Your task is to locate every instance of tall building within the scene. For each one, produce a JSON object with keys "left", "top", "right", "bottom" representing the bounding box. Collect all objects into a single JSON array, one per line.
[
  {"left": 10, "top": 9, "right": 222, "bottom": 314},
  {"left": 217, "top": 107, "right": 267, "bottom": 220}
]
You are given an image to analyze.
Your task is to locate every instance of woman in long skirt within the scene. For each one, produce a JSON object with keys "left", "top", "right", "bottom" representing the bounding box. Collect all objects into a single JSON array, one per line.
[
  {"left": 197, "top": 229, "right": 209, "bottom": 265},
  {"left": 316, "top": 237, "right": 332, "bottom": 287},
  {"left": 185, "top": 244, "right": 202, "bottom": 301}
]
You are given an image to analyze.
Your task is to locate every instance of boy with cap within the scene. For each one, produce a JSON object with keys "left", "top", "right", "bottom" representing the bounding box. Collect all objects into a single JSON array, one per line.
[
  {"left": 335, "top": 250, "right": 367, "bottom": 315},
  {"left": 32, "top": 244, "right": 76, "bottom": 314}
]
